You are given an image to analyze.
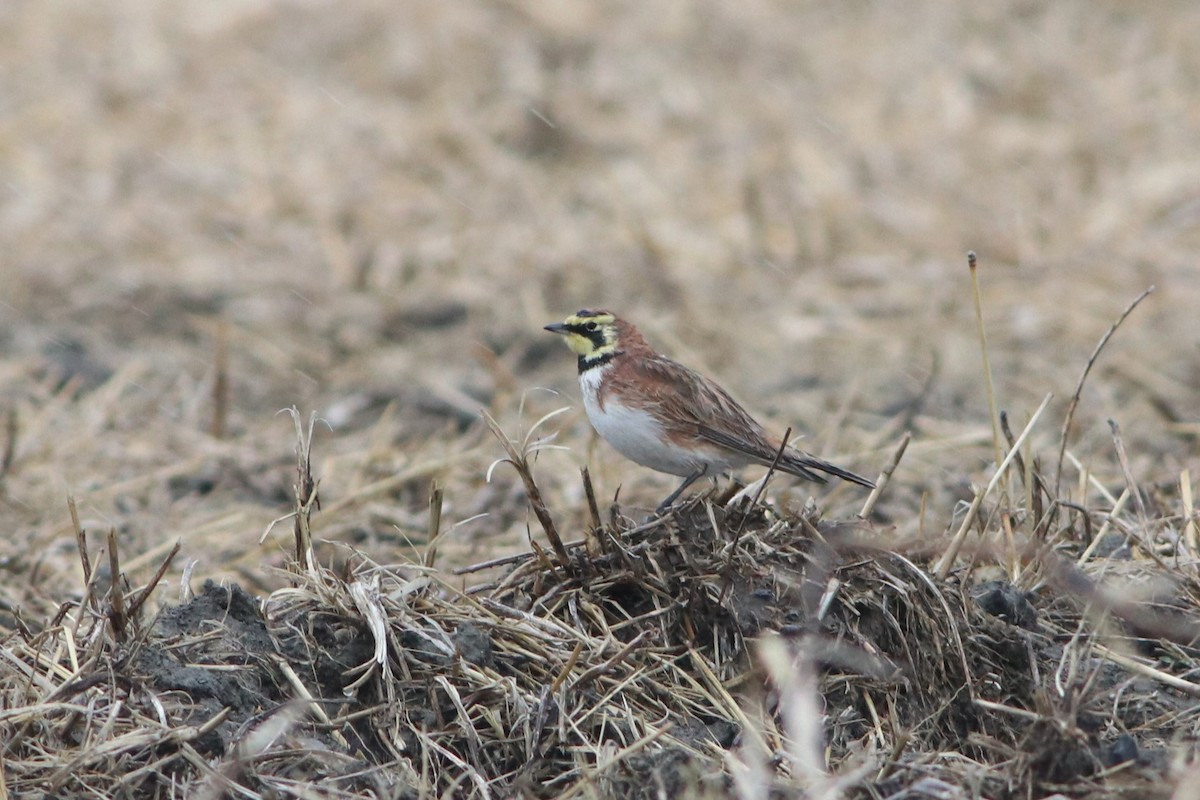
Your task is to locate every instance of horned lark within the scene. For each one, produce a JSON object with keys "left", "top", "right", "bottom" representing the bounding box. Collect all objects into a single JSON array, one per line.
[{"left": 545, "top": 309, "right": 874, "bottom": 510}]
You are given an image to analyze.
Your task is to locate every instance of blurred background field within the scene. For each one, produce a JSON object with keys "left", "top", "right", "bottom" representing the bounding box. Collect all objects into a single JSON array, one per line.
[
  {"left": 1, "top": 1, "right": 1199, "bottom": 795},
  {"left": 4, "top": 0, "right": 1197, "bottom": 589}
]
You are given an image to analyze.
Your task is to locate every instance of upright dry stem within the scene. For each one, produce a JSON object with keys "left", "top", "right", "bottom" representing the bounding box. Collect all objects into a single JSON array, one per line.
[
  {"left": 968, "top": 252, "right": 1005, "bottom": 477},
  {"left": 1053, "top": 286, "right": 1155, "bottom": 497}
]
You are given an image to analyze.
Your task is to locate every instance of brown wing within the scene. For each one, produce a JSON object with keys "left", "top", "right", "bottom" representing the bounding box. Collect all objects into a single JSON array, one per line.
[
  {"left": 606, "top": 354, "right": 776, "bottom": 454},
  {"left": 605, "top": 355, "right": 875, "bottom": 488}
]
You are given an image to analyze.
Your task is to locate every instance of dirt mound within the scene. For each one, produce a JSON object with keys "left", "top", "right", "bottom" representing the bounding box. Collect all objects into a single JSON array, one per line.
[{"left": 4, "top": 475, "right": 1195, "bottom": 798}]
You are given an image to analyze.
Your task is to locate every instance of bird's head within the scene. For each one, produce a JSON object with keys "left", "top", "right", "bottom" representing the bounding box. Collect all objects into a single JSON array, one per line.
[{"left": 544, "top": 309, "right": 622, "bottom": 368}]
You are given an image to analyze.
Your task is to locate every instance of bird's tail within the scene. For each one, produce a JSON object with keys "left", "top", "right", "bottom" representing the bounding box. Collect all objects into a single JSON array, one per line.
[
  {"left": 696, "top": 424, "right": 875, "bottom": 489},
  {"left": 777, "top": 450, "right": 875, "bottom": 489}
]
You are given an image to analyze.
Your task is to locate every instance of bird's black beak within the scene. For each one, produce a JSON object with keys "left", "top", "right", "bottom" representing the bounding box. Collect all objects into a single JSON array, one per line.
[{"left": 544, "top": 322, "right": 569, "bottom": 334}]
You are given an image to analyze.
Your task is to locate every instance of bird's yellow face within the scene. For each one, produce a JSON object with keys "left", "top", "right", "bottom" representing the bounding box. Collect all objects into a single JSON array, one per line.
[{"left": 544, "top": 309, "right": 619, "bottom": 364}]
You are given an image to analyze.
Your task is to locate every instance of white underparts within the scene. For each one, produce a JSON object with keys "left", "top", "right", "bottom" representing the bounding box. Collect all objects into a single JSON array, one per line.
[{"left": 579, "top": 365, "right": 736, "bottom": 478}]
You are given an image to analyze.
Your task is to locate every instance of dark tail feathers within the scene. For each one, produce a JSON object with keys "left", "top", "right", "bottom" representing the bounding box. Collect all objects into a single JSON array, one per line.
[{"left": 778, "top": 450, "right": 875, "bottom": 489}]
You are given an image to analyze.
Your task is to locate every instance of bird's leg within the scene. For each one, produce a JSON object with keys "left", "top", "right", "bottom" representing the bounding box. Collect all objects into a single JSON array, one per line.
[{"left": 656, "top": 468, "right": 707, "bottom": 514}]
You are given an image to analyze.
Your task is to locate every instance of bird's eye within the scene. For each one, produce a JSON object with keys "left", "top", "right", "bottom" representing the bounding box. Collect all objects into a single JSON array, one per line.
[{"left": 585, "top": 321, "right": 598, "bottom": 331}]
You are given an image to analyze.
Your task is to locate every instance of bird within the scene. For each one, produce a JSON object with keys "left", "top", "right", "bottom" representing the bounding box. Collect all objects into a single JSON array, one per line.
[{"left": 544, "top": 309, "right": 874, "bottom": 511}]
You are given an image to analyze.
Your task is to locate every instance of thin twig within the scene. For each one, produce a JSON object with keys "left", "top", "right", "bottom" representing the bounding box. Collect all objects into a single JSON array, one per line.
[
  {"left": 581, "top": 467, "right": 605, "bottom": 559},
  {"left": 424, "top": 481, "right": 443, "bottom": 568},
  {"left": 68, "top": 495, "right": 92, "bottom": 591},
  {"left": 126, "top": 540, "right": 181, "bottom": 620},
  {"left": 1076, "top": 488, "right": 1130, "bottom": 565},
  {"left": 1108, "top": 419, "right": 1148, "bottom": 526},
  {"left": 934, "top": 393, "right": 1052, "bottom": 579},
  {"left": 483, "top": 410, "right": 569, "bottom": 567},
  {"left": 1093, "top": 644, "right": 1200, "bottom": 698},
  {"left": 581, "top": 467, "right": 602, "bottom": 535},
  {"left": 1182, "top": 469, "right": 1197, "bottom": 558},
  {"left": 715, "top": 430, "right": 793, "bottom": 602},
  {"left": 1054, "top": 286, "right": 1155, "bottom": 497},
  {"left": 106, "top": 529, "right": 126, "bottom": 642},
  {"left": 968, "top": 252, "right": 1004, "bottom": 475},
  {"left": 570, "top": 631, "right": 649, "bottom": 691},
  {"left": 859, "top": 431, "right": 911, "bottom": 519},
  {"left": 285, "top": 407, "right": 322, "bottom": 573}
]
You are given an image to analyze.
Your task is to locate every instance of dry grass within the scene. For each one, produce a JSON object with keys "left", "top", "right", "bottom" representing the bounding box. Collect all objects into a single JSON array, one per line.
[
  {"left": 3, "top": 1, "right": 1200, "bottom": 797},
  {"left": 5, "top": 423, "right": 1200, "bottom": 798}
]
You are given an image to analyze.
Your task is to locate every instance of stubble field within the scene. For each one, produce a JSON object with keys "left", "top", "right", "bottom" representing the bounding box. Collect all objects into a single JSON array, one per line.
[{"left": 2, "top": 2, "right": 1199, "bottom": 798}]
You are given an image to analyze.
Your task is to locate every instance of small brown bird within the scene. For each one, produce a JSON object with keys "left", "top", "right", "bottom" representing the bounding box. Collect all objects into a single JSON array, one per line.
[{"left": 545, "top": 309, "right": 874, "bottom": 510}]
